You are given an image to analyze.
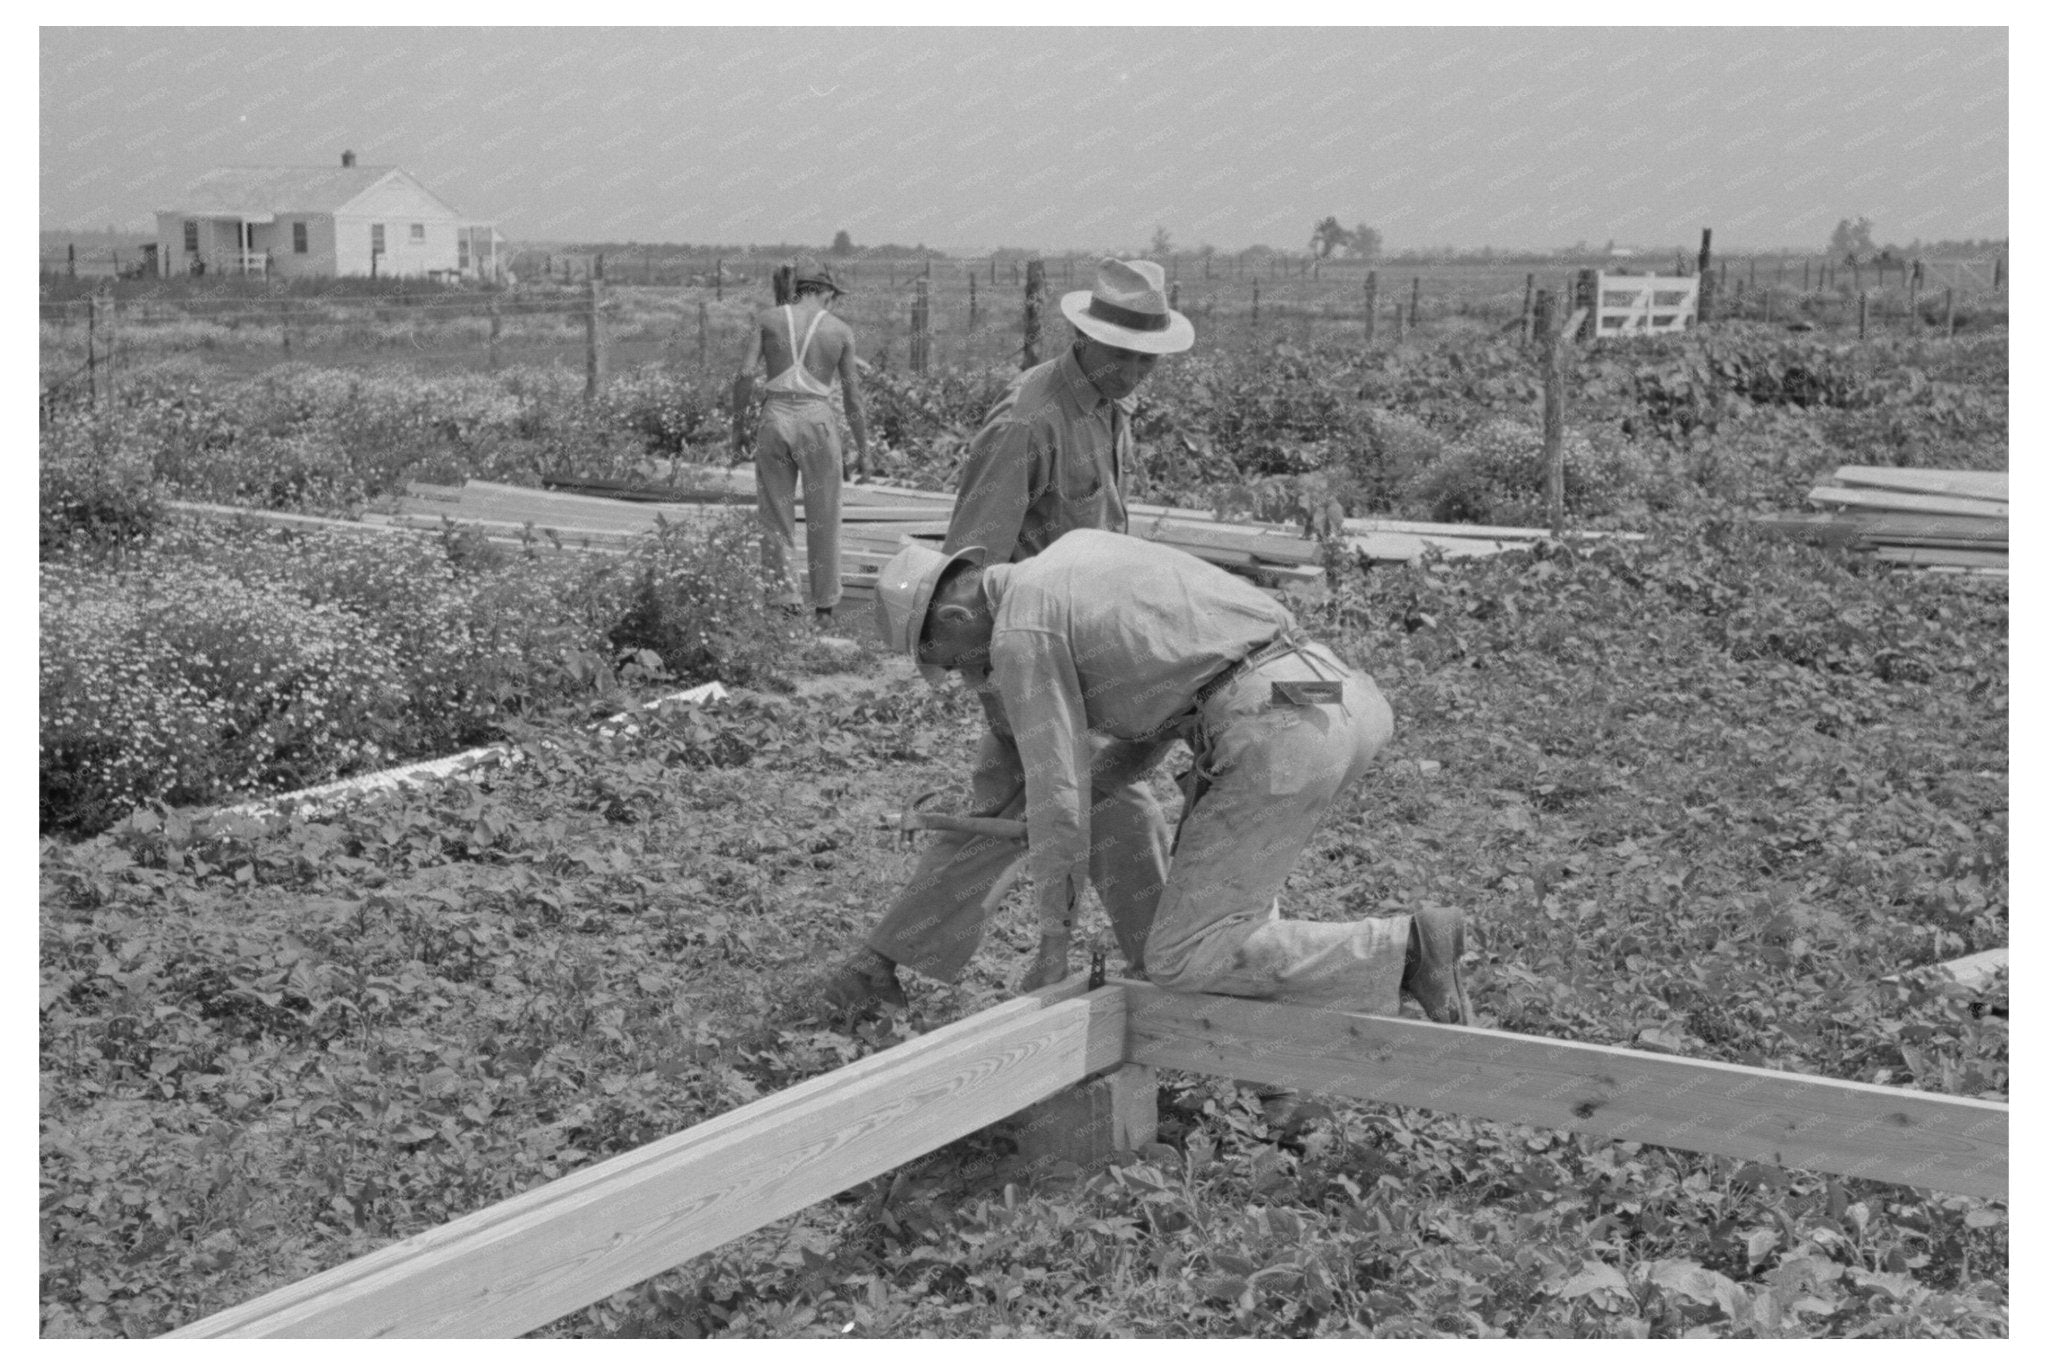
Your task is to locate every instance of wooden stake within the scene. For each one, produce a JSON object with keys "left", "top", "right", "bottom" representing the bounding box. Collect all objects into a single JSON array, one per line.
[
  {"left": 1022, "top": 258, "right": 1044, "bottom": 368},
  {"left": 1251, "top": 278, "right": 1260, "bottom": 325},
  {"left": 1859, "top": 291, "right": 1868, "bottom": 339},
  {"left": 85, "top": 294, "right": 98, "bottom": 408},
  {"left": 715, "top": 258, "right": 723, "bottom": 301},
  {"left": 1520, "top": 272, "right": 1535, "bottom": 344},
  {"left": 697, "top": 298, "right": 708, "bottom": 372},
  {"left": 1696, "top": 227, "right": 1714, "bottom": 322},
  {"left": 585, "top": 278, "right": 606, "bottom": 398},
  {"left": 1364, "top": 270, "right": 1378, "bottom": 343},
  {"left": 1409, "top": 276, "right": 1420, "bottom": 328},
  {"left": 488, "top": 296, "right": 501, "bottom": 370},
  {"left": 1944, "top": 286, "right": 1955, "bottom": 338},
  {"left": 1537, "top": 289, "right": 1565, "bottom": 537},
  {"left": 911, "top": 277, "right": 930, "bottom": 373},
  {"left": 102, "top": 291, "right": 117, "bottom": 408}
]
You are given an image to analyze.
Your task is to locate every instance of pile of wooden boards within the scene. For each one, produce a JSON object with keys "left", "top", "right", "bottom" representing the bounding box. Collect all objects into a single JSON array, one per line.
[
  {"left": 1757, "top": 465, "right": 2008, "bottom": 575},
  {"left": 367, "top": 467, "right": 1612, "bottom": 599}
]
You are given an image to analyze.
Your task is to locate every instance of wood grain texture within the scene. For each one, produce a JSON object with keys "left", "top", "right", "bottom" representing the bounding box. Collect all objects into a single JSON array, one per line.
[
  {"left": 1123, "top": 984, "right": 2005, "bottom": 1199},
  {"left": 169, "top": 982, "right": 1124, "bottom": 1338},
  {"left": 1869, "top": 546, "right": 2008, "bottom": 570},
  {"left": 1808, "top": 485, "right": 2007, "bottom": 519},
  {"left": 1831, "top": 466, "right": 2008, "bottom": 502}
]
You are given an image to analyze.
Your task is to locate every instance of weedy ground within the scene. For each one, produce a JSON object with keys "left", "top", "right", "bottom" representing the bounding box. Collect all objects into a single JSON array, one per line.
[
  {"left": 41, "top": 521, "right": 2006, "bottom": 1338},
  {"left": 40, "top": 320, "right": 2007, "bottom": 1336}
]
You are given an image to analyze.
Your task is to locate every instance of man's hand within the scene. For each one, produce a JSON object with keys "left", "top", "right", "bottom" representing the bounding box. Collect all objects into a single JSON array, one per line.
[{"left": 1018, "top": 931, "right": 1072, "bottom": 993}]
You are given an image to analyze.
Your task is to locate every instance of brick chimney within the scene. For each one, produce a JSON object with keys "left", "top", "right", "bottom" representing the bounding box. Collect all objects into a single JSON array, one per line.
[{"left": 341, "top": 150, "right": 356, "bottom": 168}]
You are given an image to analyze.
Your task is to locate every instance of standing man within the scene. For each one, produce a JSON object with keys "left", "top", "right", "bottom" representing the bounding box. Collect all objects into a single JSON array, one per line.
[
  {"left": 864, "top": 531, "right": 1471, "bottom": 1022},
  {"left": 731, "top": 255, "right": 871, "bottom": 623},
  {"left": 820, "top": 258, "right": 1193, "bottom": 1011}
]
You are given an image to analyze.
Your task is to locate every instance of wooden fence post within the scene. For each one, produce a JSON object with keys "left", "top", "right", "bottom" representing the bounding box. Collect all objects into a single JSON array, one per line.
[
  {"left": 1392, "top": 298, "right": 1404, "bottom": 343},
  {"left": 1908, "top": 272, "right": 1920, "bottom": 327},
  {"left": 585, "top": 278, "right": 606, "bottom": 398},
  {"left": 697, "top": 298, "right": 709, "bottom": 372},
  {"left": 968, "top": 272, "right": 978, "bottom": 331},
  {"left": 1802, "top": 258, "right": 1810, "bottom": 291},
  {"left": 1168, "top": 279, "right": 1179, "bottom": 314},
  {"left": 1536, "top": 289, "right": 1565, "bottom": 538},
  {"left": 910, "top": 277, "right": 930, "bottom": 373},
  {"left": 1573, "top": 268, "right": 1599, "bottom": 341},
  {"left": 1251, "top": 278, "right": 1260, "bottom": 325},
  {"left": 102, "top": 291, "right": 117, "bottom": 408},
  {"left": 1696, "top": 228, "right": 1715, "bottom": 322},
  {"left": 715, "top": 258, "right": 723, "bottom": 301},
  {"left": 85, "top": 294, "right": 99, "bottom": 408},
  {"left": 1944, "top": 286, "right": 1955, "bottom": 338},
  {"left": 1520, "top": 272, "right": 1535, "bottom": 344},
  {"left": 488, "top": 296, "right": 501, "bottom": 370},
  {"left": 1994, "top": 255, "right": 2005, "bottom": 291},
  {"left": 1858, "top": 291, "right": 1868, "bottom": 340},
  {"left": 1409, "top": 276, "right": 1420, "bottom": 328},
  {"left": 1364, "top": 270, "right": 1378, "bottom": 343},
  {"left": 1022, "top": 258, "right": 1044, "bottom": 368}
]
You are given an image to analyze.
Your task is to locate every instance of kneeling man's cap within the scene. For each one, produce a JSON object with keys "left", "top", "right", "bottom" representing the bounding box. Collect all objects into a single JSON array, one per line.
[{"left": 874, "top": 541, "right": 986, "bottom": 684}]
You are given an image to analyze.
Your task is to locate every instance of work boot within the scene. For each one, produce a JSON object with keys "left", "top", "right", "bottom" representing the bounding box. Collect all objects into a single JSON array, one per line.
[
  {"left": 818, "top": 946, "right": 908, "bottom": 1013},
  {"left": 1400, "top": 906, "right": 1472, "bottom": 1025}
]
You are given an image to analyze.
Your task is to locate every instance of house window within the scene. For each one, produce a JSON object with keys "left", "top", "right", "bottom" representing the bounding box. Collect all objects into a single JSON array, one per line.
[
  {"left": 370, "top": 223, "right": 384, "bottom": 254},
  {"left": 183, "top": 220, "right": 199, "bottom": 252},
  {"left": 292, "top": 222, "right": 308, "bottom": 254},
  {"left": 410, "top": 223, "right": 425, "bottom": 242}
]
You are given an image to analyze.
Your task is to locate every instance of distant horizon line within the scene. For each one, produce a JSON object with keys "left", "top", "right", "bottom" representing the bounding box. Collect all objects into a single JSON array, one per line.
[{"left": 37, "top": 226, "right": 2012, "bottom": 260}]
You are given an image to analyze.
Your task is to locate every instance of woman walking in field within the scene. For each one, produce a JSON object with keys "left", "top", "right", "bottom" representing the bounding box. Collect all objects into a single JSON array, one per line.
[{"left": 730, "top": 255, "right": 872, "bottom": 622}]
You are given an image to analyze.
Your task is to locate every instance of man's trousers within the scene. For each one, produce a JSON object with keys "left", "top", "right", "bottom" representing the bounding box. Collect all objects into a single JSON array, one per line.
[
  {"left": 866, "top": 726, "right": 1176, "bottom": 981},
  {"left": 1143, "top": 642, "right": 1407, "bottom": 1015},
  {"left": 754, "top": 397, "right": 842, "bottom": 611}
]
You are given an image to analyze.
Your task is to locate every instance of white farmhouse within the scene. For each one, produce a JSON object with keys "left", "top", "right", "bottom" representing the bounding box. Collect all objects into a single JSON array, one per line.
[{"left": 154, "top": 151, "right": 501, "bottom": 281}]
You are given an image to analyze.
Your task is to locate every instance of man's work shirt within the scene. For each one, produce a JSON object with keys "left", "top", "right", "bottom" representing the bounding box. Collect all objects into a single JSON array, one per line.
[
  {"left": 943, "top": 348, "right": 1134, "bottom": 565},
  {"left": 977, "top": 530, "right": 1297, "bottom": 923}
]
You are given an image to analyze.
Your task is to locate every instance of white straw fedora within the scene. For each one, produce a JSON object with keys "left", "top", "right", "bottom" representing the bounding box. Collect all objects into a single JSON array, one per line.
[{"left": 1060, "top": 258, "right": 1195, "bottom": 354}]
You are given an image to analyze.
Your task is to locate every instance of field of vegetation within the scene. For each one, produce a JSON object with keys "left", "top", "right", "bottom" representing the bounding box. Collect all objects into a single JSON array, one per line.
[{"left": 39, "top": 296, "right": 2008, "bottom": 1337}]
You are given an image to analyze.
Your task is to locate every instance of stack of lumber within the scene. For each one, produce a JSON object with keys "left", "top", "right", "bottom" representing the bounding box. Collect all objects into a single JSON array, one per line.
[
  {"left": 1759, "top": 466, "right": 2007, "bottom": 575},
  {"left": 368, "top": 469, "right": 1618, "bottom": 600}
]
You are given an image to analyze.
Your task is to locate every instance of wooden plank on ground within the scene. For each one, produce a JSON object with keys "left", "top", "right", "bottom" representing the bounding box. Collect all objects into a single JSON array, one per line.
[
  {"left": 170, "top": 982, "right": 1125, "bottom": 1338},
  {"left": 1832, "top": 466, "right": 2008, "bottom": 502},
  {"left": 1808, "top": 486, "right": 2007, "bottom": 520},
  {"left": 376, "top": 513, "right": 650, "bottom": 552},
  {"left": 1123, "top": 984, "right": 2006, "bottom": 1200},
  {"left": 1833, "top": 510, "right": 2010, "bottom": 543},
  {"left": 172, "top": 501, "right": 422, "bottom": 538},
  {"left": 1869, "top": 546, "right": 2009, "bottom": 571}
]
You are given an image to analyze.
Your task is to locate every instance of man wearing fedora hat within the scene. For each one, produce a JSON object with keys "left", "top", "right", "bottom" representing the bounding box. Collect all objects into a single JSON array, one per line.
[
  {"left": 819, "top": 259, "right": 1202, "bottom": 1012},
  {"left": 843, "top": 530, "right": 1472, "bottom": 1023},
  {"left": 732, "top": 255, "right": 872, "bottom": 622}
]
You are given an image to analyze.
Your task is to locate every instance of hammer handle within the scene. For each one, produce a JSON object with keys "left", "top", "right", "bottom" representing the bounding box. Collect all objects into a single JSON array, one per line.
[{"left": 909, "top": 812, "right": 1027, "bottom": 842}]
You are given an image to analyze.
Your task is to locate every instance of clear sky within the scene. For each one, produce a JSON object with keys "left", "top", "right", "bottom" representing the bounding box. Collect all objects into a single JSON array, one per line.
[{"left": 39, "top": 25, "right": 2008, "bottom": 253}]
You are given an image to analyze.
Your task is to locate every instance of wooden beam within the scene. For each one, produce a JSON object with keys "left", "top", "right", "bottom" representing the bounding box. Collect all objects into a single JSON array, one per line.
[
  {"left": 170, "top": 983, "right": 1126, "bottom": 1338},
  {"left": 1869, "top": 546, "right": 2008, "bottom": 571},
  {"left": 1831, "top": 466, "right": 2007, "bottom": 502},
  {"left": 1808, "top": 486, "right": 2007, "bottom": 520},
  {"left": 1123, "top": 984, "right": 2006, "bottom": 1200}
]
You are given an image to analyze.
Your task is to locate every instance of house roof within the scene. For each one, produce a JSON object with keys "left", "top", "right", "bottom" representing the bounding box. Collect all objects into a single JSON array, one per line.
[{"left": 161, "top": 165, "right": 460, "bottom": 218}]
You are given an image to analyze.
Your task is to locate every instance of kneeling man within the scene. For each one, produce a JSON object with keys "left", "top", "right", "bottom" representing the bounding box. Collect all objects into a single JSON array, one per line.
[{"left": 869, "top": 529, "right": 1470, "bottom": 1022}]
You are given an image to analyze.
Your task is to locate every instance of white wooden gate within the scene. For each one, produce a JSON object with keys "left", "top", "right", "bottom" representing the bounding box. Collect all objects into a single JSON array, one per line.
[{"left": 1595, "top": 272, "right": 1698, "bottom": 335}]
